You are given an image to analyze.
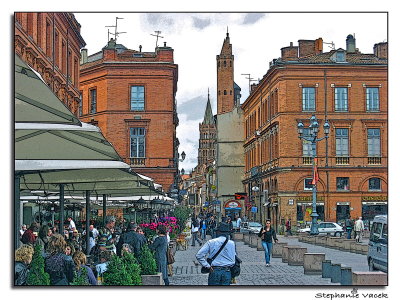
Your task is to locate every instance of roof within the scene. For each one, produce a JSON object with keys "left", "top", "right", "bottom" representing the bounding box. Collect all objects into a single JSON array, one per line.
[
  {"left": 202, "top": 90, "right": 215, "bottom": 125},
  {"left": 290, "top": 50, "right": 387, "bottom": 65}
]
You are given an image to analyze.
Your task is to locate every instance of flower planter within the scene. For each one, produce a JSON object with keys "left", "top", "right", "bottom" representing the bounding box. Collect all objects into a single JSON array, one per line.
[{"left": 141, "top": 272, "right": 164, "bottom": 285}]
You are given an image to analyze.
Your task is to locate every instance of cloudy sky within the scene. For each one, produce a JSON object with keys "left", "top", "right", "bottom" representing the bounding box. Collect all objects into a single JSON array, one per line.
[{"left": 76, "top": 13, "right": 387, "bottom": 172}]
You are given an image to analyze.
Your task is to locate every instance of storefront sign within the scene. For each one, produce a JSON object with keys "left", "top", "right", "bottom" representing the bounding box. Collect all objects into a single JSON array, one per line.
[
  {"left": 225, "top": 200, "right": 241, "bottom": 209},
  {"left": 297, "top": 196, "right": 324, "bottom": 202},
  {"left": 361, "top": 196, "right": 388, "bottom": 201}
]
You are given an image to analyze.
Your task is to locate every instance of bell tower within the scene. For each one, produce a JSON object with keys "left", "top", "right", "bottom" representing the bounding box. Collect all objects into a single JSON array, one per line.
[{"left": 216, "top": 30, "right": 235, "bottom": 115}]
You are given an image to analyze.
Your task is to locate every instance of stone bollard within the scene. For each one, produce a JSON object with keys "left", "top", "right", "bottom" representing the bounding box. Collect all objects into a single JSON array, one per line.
[
  {"left": 340, "top": 239, "right": 355, "bottom": 251},
  {"left": 272, "top": 242, "right": 288, "bottom": 258},
  {"left": 322, "top": 260, "right": 332, "bottom": 278},
  {"left": 288, "top": 247, "right": 308, "bottom": 266},
  {"left": 250, "top": 234, "right": 258, "bottom": 248},
  {"left": 233, "top": 232, "right": 244, "bottom": 241},
  {"left": 350, "top": 241, "right": 358, "bottom": 253},
  {"left": 303, "top": 253, "right": 326, "bottom": 275},
  {"left": 282, "top": 245, "right": 299, "bottom": 263},
  {"left": 361, "top": 244, "right": 368, "bottom": 255},
  {"left": 330, "top": 263, "right": 342, "bottom": 283},
  {"left": 257, "top": 238, "right": 263, "bottom": 251},
  {"left": 340, "top": 266, "right": 353, "bottom": 285},
  {"left": 315, "top": 236, "right": 327, "bottom": 246},
  {"left": 333, "top": 238, "right": 344, "bottom": 249},
  {"left": 326, "top": 237, "right": 341, "bottom": 248},
  {"left": 243, "top": 233, "right": 250, "bottom": 245},
  {"left": 355, "top": 243, "right": 368, "bottom": 255},
  {"left": 352, "top": 272, "right": 388, "bottom": 285}
]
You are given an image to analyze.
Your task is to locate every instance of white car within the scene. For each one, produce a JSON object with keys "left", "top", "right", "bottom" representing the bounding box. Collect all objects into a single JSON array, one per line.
[
  {"left": 298, "top": 222, "right": 344, "bottom": 236},
  {"left": 241, "top": 222, "right": 263, "bottom": 234}
]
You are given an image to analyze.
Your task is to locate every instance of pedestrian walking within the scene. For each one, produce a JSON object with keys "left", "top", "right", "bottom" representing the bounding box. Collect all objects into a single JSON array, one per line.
[
  {"left": 285, "top": 218, "right": 293, "bottom": 236},
  {"left": 345, "top": 218, "right": 354, "bottom": 239},
  {"left": 149, "top": 225, "right": 170, "bottom": 285},
  {"left": 236, "top": 216, "right": 242, "bottom": 231},
  {"left": 191, "top": 217, "right": 202, "bottom": 246},
  {"left": 45, "top": 234, "right": 75, "bottom": 285},
  {"left": 258, "top": 219, "right": 279, "bottom": 267},
  {"left": 14, "top": 244, "right": 34, "bottom": 285},
  {"left": 200, "top": 217, "right": 207, "bottom": 240},
  {"left": 354, "top": 217, "right": 365, "bottom": 243},
  {"left": 208, "top": 216, "right": 217, "bottom": 238},
  {"left": 195, "top": 223, "right": 236, "bottom": 285}
]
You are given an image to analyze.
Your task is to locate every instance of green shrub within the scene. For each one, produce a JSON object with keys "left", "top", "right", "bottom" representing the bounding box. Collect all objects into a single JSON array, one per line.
[
  {"left": 26, "top": 244, "right": 50, "bottom": 285},
  {"left": 102, "top": 255, "right": 133, "bottom": 285},
  {"left": 71, "top": 266, "right": 89, "bottom": 286},
  {"left": 121, "top": 252, "right": 142, "bottom": 285},
  {"left": 172, "top": 206, "right": 191, "bottom": 234},
  {"left": 137, "top": 245, "right": 157, "bottom": 275}
]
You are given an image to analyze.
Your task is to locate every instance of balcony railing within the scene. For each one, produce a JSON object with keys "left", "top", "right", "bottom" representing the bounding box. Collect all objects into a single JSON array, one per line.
[
  {"left": 129, "top": 157, "right": 146, "bottom": 166},
  {"left": 368, "top": 157, "right": 382, "bottom": 165},
  {"left": 302, "top": 157, "right": 313, "bottom": 165},
  {"left": 336, "top": 156, "right": 350, "bottom": 165}
]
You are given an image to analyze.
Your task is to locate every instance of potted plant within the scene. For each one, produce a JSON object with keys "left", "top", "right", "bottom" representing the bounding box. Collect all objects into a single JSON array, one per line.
[
  {"left": 138, "top": 245, "right": 162, "bottom": 285},
  {"left": 26, "top": 244, "right": 50, "bottom": 285},
  {"left": 121, "top": 252, "right": 142, "bottom": 285},
  {"left": 102, "top": 255, "right": 133, "bottom": 285}
]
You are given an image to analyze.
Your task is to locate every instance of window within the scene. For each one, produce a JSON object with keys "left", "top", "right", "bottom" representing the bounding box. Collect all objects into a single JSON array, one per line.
[
  {"left": 370, "top": 222, "right": 383, "bottom": 242},
  {"left": 367, "top": 129, "right": 381, "bottom": 156},
  {"left": 366, "top": 87, "right": 379, "bottom": 111},
  {"left": 369, "top": 178, "right": 381, "bottom": 191},
  {"left": 45, "top": 20, "right": 51, "bottom": 57},
  {"left": 78, "top": 92, "right": 83, "bottom": 117},
  {"left": 336, "top": 51, "right": 345, "bottom": 62},
  {"left": 335, "top": 128, "right": 349, "bottom": 156},
  {"left": 335, "top": 87, "right": 348, "bottom": 111},
  {"left": 54, "top": 31, "right": 59, "bottom": 67},
  {"left": 130, "top": 86, "right": 145, "bottom": 111},
  {"left": 302, "top": 87, "right": 315, "bottom": 111},
  {"left": 302, "top": 128, "right": 313, "bottom": 157},
  {"left": 304, "top": 178, "right": 313, "bottom": 190},
  {"left": 224, "top": 90, "right": 227, "bottom": 95},
  {"left": 130, "top": 128, "right": 146, "bottom": 158},
  {"left": 90, "top": 89, "right": 97, "bottom": 114},
  {"left": 336, "top": 177, "right": 349, "bottom": 191}
]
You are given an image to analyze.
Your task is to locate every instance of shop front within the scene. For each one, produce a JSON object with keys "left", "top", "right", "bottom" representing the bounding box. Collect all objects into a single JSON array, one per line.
[
  {"left": 224, "top": 199, "right": 243, "bottom": 219},
  {"left": 361, "top": 195, "right": 388, "bottom": 230}
]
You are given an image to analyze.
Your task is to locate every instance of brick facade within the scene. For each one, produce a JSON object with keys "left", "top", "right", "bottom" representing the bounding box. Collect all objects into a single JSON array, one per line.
[
  {"left": 79, "top": 40, "right": 179, "bottom": 191},
  {"left": 14, "top": 12, "right": 85, "bottom": 116},
  {"left": 242, "top": 36, "right": 387, "bottom": 229}
]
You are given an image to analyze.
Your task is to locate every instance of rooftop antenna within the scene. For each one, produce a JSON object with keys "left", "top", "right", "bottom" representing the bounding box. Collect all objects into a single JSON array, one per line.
[
  {"left": 323, "top": 41, "right": 335, "bottom": 50},
  {"left": 241, "top": 73, "right": 258, "bottom": 93},
  {"left": 150, "top": 30, "right": 164, "bottom": 48},
  {"left": 105, "top": 17, "right": 126, "bottom": 43}
]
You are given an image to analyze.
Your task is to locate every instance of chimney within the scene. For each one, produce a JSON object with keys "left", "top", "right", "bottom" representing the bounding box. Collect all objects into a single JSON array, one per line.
[
  {"left": 373, "top": 42, "right": 388, "bottom": 59},
  {"left": 80, "top": 48, "right": 88, "bottom": 64},
  {"left": 139, "top": 45, "right": 142, "bottom": 52},
  {"left": 315, "top": 38, "right": 323, "bottom": 54},
  {"left": 250, "top": 83, "right": 258, "bottom": 93},
  {"left": 103, "top": 38, "right": 117, "bottom": 61},
  {"left": 346, "top": 34, "right": 356, "bottom": 53},
  {"left": 281, "top": 42, "right": 298, "bottom": 61},
  {"left": 298, "top": 40, "right": 316, "bottom": 57}
]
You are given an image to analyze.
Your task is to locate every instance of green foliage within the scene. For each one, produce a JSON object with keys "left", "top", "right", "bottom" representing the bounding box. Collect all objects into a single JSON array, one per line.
[
  {"left": 121, "top": 252, "right": 142, "bottom": 285},
  {"left": 172, "top": 206, "right": 191, "bottom": 233},
  {"left": 26, "top": 244, "right": 50, "bottom": 285},
  {"left": 102, "top": 255, "right": 133, "bottom": 286},
  {"left": 137, "top": 245, "right": 157, "bottom": 275},
  {"left": 71, "top": 266, "right": 89, "bottom": 286}
]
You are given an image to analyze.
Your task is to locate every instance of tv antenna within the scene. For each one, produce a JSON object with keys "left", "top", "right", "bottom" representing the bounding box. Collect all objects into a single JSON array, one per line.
[
  {"left": 105, "top": 17, "right": 126, "bottom": 43},
  {"left": 323, "top": 41, "right": 335, "bottom": 50},
  {"left": 150, "top": 30, "right": 164, "bottom": 48},
  {"left": 241, "top": 73, "right": 258, "bottom": 93}
]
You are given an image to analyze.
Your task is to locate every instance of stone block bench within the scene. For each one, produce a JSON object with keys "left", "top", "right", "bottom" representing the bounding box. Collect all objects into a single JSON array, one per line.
[
  {"left": 232, "top": 232, "right": 243, "bottom": 241},
  {"left": 287, "top": 247, "right": 307, "bottom": 266},
  {"left": 272, "top": 242, "right": 288, "bottom": 258},
  {"left": 282, "top": 245, "right": 300, "bottom": 263},
  {"left": 352, "top": 271, "right": 387, "bottom": 285},
  {"left": 303, "top": 253, "right": 325, "bottom": 275}
]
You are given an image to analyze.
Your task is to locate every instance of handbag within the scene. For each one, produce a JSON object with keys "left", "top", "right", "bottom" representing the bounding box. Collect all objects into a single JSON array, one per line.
[
  {"left": 230, "top": 255, "right": 242, "bottom": 278},
  {"left": 200, "top": 237, "right": 229, "bottom": 274}
]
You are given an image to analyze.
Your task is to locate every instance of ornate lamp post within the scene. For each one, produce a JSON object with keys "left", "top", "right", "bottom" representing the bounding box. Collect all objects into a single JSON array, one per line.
[{"left": 297, "top": 115, "right": 330, "bottom": 235}]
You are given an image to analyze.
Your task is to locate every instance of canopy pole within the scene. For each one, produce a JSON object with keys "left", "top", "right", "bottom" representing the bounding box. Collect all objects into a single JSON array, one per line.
[
  {"left": 102, "top": 194, "right": 107, "bottom": 227},
  {"left": 15, "top": 174, "right": 21, "bottom": 250},
  {"left": 85, "top": 190, "right": 90, "bottom": 255},
  {"left": 59, "top": 184, "right": 65, "bottom": 234}
]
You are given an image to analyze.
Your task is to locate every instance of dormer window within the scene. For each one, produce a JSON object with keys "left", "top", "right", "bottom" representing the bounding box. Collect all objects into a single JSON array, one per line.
[{"left": 336, "top": 50, "right": 346, "bottom": 62}]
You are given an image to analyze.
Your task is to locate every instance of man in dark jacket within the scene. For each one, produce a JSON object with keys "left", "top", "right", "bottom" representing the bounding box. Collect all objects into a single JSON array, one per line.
[{"left": 116, "top": 222, "right": 146, "bottom": 257}]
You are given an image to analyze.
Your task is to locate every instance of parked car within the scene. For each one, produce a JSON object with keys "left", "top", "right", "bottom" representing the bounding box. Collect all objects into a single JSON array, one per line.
[
  {"left": 298, "top": 222, "right": 344, "bottom": 236},
  {"left": 240, "top": 222, "right": 263, "bottom": 234},
  {"left": 367, "top": 215, "right": 387, "bottom": 273}
]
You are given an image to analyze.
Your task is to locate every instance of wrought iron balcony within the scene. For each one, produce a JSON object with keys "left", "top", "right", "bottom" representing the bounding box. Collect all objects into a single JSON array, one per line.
[
  {"left": 336, "top": 156, "right": 350, "bottom": 165},
  {"left": 129, "top": 157, "right": 146, "bottom": 166},
  {"left": 368, "top": 157, "right": 382, "bottom": 165}
]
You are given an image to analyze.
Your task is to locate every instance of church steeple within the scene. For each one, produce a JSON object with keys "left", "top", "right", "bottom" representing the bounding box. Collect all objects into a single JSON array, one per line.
[
  {"left": 203, "top": 88, "right": 215, "bottom": 125},
  {"left": 217, "top": 30, "right": 234, "bottom": 114}
]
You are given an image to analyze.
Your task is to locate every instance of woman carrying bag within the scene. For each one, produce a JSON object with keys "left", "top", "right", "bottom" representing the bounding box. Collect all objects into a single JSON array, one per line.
[{"left": 258, "top": 219, "right": 278, "bottom": 267}]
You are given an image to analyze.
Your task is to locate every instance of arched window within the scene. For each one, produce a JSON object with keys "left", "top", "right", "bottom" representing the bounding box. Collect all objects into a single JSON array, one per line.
[
  {"left": 230, "top": 90, "right": 232, "bottom": 95},
  {"left": 224, "top": 60, "right": 226, "bottom": 67},
  {"left": 224, "top": 90, "right": 227, "bottom": 95},
  {"left": 218, "top": 61, "right": 220, "bottom": 68}
]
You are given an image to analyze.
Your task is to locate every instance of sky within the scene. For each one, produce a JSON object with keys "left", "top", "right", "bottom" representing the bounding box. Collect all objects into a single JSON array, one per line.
[{"left": 74, "top": 12, "right": 387, "bottom": 173}]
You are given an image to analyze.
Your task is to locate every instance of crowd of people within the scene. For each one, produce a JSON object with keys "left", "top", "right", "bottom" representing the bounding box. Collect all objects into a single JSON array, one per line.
[{"left": 15, "top": 215, "right": 172, "bottom": 286}]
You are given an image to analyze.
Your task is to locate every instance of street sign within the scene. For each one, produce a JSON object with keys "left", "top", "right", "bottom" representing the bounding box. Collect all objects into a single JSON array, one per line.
[{"left": 251, "top": 206, "right": 258, "bottom": 213}]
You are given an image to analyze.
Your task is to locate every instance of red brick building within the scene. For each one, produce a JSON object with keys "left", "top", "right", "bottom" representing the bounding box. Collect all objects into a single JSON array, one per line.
[
  {"left": 15, "top": 12, "right": 86, "bottom": 116},
  {"left": 242, "top": 35, "right": 387, "bottom": 230},
  {"left": 79, "top": 39, "right": 179, "bottom": 191}
]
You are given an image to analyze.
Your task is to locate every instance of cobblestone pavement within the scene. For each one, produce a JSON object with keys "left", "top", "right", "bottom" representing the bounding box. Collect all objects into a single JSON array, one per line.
[{"left": 169, "top": 235, "right": 344, "bottom": 286}]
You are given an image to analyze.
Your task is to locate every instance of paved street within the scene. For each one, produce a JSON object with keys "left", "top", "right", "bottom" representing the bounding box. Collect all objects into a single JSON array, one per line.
[{"left": 169, "top": 234, "right": 370, "bottom": 286}]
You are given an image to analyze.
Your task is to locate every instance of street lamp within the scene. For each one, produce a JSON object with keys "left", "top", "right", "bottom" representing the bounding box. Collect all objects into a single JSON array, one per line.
[{"left": 297, "top": 115, "right": 330, "bottom": 235}]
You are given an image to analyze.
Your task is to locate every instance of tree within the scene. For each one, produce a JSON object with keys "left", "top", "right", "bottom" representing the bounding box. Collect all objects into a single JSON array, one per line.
[
  {"left": 137, "top": 245, "right": 157, "bottom": 275},
  {"left": 71, "top": 267, "right": 89, "bottom": 286},
  {"left": 27, "top": 244, "right": 50, "bottom": 285},
  {"left": 121, "top": 252, "right": 142, "bottom": 285},
  {"left": 172, "top": 206, "right": 191, "bottom": 233},
  {"left": 102, "top": 255, "right": 133, "bottom": 286}
]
